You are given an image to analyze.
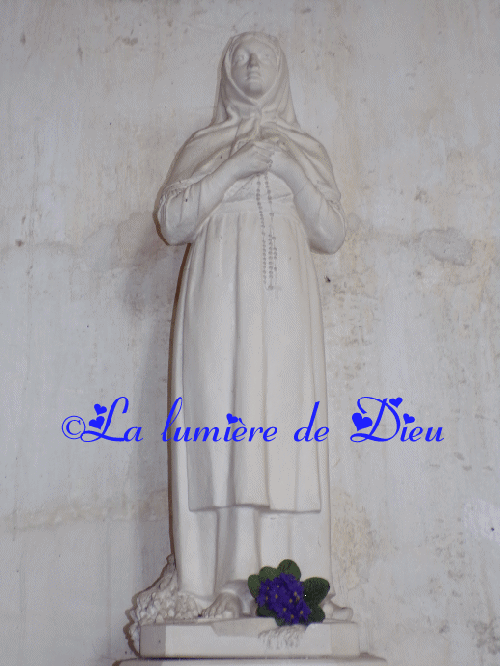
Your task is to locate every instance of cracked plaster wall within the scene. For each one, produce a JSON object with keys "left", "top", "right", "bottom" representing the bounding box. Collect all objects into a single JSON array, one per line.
[{"left": 0, "top": 1, "right": 499, "bottom": 665}]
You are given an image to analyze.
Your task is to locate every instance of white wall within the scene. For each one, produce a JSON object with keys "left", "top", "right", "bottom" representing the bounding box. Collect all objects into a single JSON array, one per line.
[{"left": 1, "top": 1, "right": 499, "bottom": 665}]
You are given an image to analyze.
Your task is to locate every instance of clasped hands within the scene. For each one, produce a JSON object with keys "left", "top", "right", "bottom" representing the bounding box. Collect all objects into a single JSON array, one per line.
[{"left": 228, "top": 131, "right": 301, "bottom": 185}]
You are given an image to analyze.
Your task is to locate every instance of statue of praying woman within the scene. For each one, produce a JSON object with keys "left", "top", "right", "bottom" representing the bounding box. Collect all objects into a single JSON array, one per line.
[{"left": 156, "top": 32, "right": 346, "bottom": 621}]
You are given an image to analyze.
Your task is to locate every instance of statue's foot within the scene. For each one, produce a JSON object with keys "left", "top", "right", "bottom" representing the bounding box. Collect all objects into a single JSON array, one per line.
[
  {"left": 201, "top": 592, "right": 242, "bottom": 619},
  {"left": 322, "top": 600, "right": 353, "bottom": 621}
]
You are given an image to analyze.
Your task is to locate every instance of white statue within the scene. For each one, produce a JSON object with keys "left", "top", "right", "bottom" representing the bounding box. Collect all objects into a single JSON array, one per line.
[{"left": 155, "top": 31, "right": 346, "bottom": 622}]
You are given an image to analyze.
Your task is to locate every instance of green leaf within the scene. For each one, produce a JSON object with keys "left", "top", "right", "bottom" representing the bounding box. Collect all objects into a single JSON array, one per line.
[
  {"left": 277, "top": 559, "right": 301, "bottom": 580},
  {"left": 303, "top": 577, "right": 330, "bottom": 606},
  {"left": 275, "top": 617, "right": 286, "bottom": 627},
  {"left": 306, "top": 605, "right": 326, "bottom": 624},
  {"left": 258, "top": 566, "right": 279, "bottom": 581},
  {"left": 256, "top": 605, "right": 275, "bottom": 618},
  {"left": 248, "top": 574, "right": 261, "bottom": 598}
]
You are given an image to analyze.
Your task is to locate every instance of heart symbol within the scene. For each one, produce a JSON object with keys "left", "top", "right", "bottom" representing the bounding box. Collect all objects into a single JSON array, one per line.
[
  {"left": 94, "top": 404, "right": 107, "bottom": 416},
  {"left": 352, "top": 413, "right": 373, "bottom": 431},
  {"left": 389, "top": 398, "right": 402, "bottom": 408},
  {"left": 226, "top": 413, "right": 239, "bottom": 424},
  {"left": 403, "top": 413, "right": 415, "bottom": 425},
  {"left": 89, "top": 416, "right": 105, "bottom": 430}
]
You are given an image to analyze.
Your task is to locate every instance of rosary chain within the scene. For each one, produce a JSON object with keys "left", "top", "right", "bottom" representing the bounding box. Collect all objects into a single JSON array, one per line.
[{"left": 257, "top": 174, "right": 277, "bottom": 290}]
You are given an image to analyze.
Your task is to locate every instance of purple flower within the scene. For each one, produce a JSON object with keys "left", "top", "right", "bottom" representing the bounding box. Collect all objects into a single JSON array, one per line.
[
  {"left": 256, "top": 572, "right": 311, "bottom": 625},
  {"left": 256, "top": 579, "right": 273, "bottom": 607},
  {"left": 294, "top": 598, "right": 312, "bottom": 622}
]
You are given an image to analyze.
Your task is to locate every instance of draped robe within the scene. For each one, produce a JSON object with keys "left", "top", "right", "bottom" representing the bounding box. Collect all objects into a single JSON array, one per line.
[{"left": 157, "top": 33, "right": 346, "bottom": 608}]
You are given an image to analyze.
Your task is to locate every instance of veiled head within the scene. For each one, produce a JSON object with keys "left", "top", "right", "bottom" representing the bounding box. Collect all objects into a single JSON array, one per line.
[
  {"left": 214, "top": 32, "right": 298, "bottom": 128},
  {"left": 166, "top": 32, "right": 340, "bottom": 210},
  {"left": 230, "top": 34, "right": 279, "bottom": 99}
]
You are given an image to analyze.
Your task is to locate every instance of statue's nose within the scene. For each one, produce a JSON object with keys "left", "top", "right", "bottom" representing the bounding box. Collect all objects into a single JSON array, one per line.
[{"left": 248, "top": 53, "right": 259, "bottom": 67}]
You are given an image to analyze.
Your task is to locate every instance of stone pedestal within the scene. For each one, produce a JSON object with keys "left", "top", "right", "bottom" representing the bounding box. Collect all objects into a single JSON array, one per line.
[
  {"left": 122, "top": 658, "right": 386, "bottom": 665},
  {"left": 143, "top": 618, "right": 358, "bottom": 658},
  {"left": 118, "top": 618, "right": 387, "bottom": 665}
]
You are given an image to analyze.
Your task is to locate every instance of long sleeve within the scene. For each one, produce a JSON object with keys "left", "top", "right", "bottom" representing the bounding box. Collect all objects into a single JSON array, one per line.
[
  {"left": 157, "top": 175, "right": 224, "bottom": 246},
  {"left": 293, "top": 180, "right": 346, "bottom": 254}
]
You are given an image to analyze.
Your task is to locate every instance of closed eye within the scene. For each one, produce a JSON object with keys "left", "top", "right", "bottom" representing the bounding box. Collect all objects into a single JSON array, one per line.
[{"left": 234, "top": 52, "right": 248, "bottom": 63}]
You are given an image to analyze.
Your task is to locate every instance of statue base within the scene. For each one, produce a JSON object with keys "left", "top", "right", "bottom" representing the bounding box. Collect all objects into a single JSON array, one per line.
[
  {"left": 127, "top": 617, "right": 385, "bottom": 663},
  {"left": 122, "top": 658, "right": 386, "bottom": 665}
]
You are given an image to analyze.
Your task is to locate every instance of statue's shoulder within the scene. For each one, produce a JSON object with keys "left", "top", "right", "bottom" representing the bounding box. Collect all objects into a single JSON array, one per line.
[{"left": 293, "top": 129, "right": 333, "bottom": 164}]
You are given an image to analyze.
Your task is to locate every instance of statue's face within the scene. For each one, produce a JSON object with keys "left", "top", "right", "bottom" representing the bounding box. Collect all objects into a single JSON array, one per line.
[{"left": 231, "top": 38, "right": 278, "bottom": 99}]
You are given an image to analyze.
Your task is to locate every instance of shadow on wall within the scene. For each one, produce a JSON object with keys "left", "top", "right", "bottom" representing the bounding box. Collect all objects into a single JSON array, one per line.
[
  {"left": 81, "top": 192, "right": 188, "bottom": 653},
  {"left": 117, "top": 197, "right": 189, "bottom": 654}
]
